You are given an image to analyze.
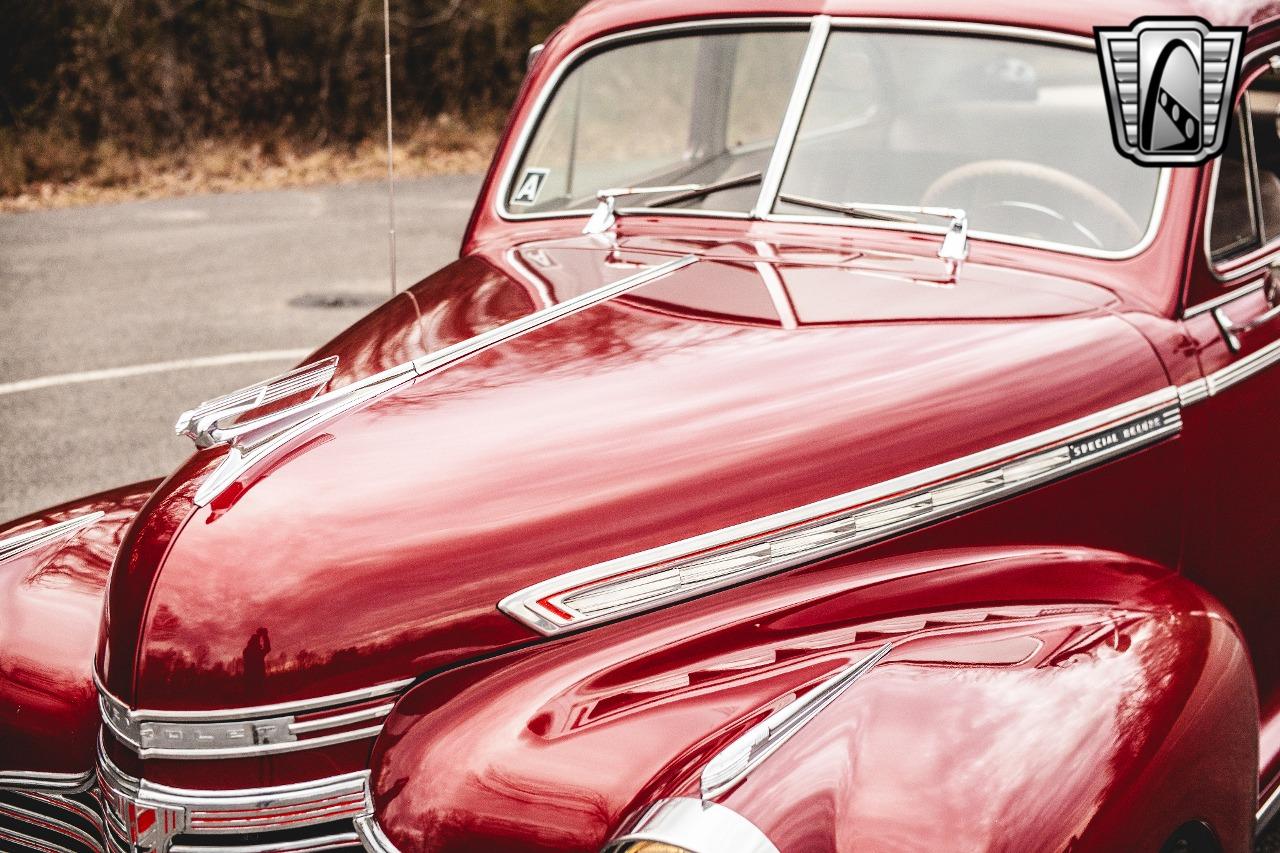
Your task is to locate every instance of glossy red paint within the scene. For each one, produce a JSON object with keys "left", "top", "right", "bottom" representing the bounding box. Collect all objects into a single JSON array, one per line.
[
  {"left": 369, "top": 534, "right": 1254, "bottom": 852},
  {"left": 112, "top": 234, "right": 1169, "bottom": 716},
  {"left": 3, "top": 2, "right": 1279, "bottom": 851},
  {"left": 0, "top": 481, "right": 157, "bottom": 776}
]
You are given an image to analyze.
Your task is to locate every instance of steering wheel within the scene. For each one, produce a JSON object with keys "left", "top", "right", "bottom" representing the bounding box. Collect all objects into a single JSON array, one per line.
[{"left": 920, "top": 160, "right": 1143, "bottom": 250}]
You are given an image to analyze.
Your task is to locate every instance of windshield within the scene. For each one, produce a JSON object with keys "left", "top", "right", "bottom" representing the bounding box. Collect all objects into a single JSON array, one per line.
[{"left": 506, "top": 25, "right": 1163, "bottom": 254}]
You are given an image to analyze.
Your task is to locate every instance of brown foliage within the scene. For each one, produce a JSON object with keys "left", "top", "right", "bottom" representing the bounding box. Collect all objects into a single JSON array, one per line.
[{"left": 0, "top": 0, "right": 586, "bottom": 197}]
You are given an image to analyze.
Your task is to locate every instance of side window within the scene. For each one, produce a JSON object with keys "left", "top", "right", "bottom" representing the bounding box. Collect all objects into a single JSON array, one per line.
[
  {"left": 1248, "top": 71, "right": 1280, "bottom": 242},
  {"left": 1208, "top": 66, "right": 1280, "bottom": 263},
  {"left": 1210, "top": 105, "right": 1259, "bottom": 261}
]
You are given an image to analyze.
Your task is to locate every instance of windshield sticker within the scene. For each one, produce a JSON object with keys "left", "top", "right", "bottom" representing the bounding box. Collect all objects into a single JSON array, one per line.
[{"left": 512, "top": 168, "right": 550, "bottom": 205}]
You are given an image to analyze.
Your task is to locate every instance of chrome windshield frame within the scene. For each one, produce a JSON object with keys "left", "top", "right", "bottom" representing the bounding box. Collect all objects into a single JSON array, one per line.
[{"left": 493, "top": 15, "right": 1170, "bottom": 262}]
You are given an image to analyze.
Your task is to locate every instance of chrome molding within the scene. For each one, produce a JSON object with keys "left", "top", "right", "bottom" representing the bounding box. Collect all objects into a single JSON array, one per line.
[
  {"left": 1201, "top": 45, "right": 1280, "bottom": 287},
  {"left": 1259, "top": 778, "right": 1280, "bottom": 837},
  {"left": 606, "top": 797, "right": 779, "bottom": 853},
  {"left": 189, "top": 254, "right": 696, "bottom": 507},
  {"left": 494, "top": 14, "right": 1168, "bottom": 263},
  {"left": 96, "top": 739, "right": 373, "bottom": 852},
  {"left": 0, "top": 769, "right": 95, "bottom": 794},
  {"left": 1205, "top": 336, "right": 1280, "bottom": 396},
  {"left": 353, "top": 816, "right": 401, "bottom": 853},
  {"left": 501, "top": 387, "right": 1182, "bottom": 636},
  {"left": 0, "top": 512, "right": 104, "bottom": 563},
  {"left": 750, "top": 16, "right": 830, "bottom": 218},
  {"left": 700, "top": 642, "right": 892, "bottom": 799},
  {"left": 175, "top": 357, "right": 340, "bottom": 450},
  {"left": 97, "top": 674, "right": 412, "bottom": 760},
  {"left": 406, "top": 253, "right": 697, "bottom": 378}
]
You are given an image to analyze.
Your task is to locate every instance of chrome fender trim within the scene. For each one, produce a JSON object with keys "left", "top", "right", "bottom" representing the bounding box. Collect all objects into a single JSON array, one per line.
[
  {"left": 501, "top": 387, "right": 1182, "bottom": 635},
  {"left": 606, "top": 797, "right": 780, "bottom": 853},
  {"left": 354, "top": 815, "right": 402, "bottom": 853},
  {"left": 0, "top": 511, "right": 105, "bottom": 563},
  {"left": 700, "top": 642, "right": 892, "bottom": 799}
]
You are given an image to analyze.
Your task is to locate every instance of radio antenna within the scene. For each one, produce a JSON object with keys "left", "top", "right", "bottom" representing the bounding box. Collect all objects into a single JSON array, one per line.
[{"left": 382, "top": 0, "right": 397, "bottom": 296}]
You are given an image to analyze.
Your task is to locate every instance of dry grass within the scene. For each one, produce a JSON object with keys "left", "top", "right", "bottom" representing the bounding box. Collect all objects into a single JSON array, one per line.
[{"left": 0, "top": 116, "right": 498, "bottom": 213}]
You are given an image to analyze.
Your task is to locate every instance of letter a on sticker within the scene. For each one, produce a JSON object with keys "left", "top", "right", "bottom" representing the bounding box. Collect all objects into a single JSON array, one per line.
[{"left": 512, "top": 168, "right": 549, "bottom": 205}]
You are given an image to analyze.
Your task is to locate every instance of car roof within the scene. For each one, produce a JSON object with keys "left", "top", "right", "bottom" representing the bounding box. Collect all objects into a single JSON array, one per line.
[{"left": 568, "top": 0, "right": 1280, "bottom": 42}]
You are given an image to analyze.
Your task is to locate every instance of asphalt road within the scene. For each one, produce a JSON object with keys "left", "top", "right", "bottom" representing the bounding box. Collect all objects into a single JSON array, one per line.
[{"left": 0, "top": 175, "right": 481, "bottom": 524}]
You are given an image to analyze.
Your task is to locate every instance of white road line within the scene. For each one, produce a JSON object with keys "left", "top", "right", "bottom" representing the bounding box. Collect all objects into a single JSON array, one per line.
[{"left": 0, "top": 350, "right": 310, "bottom": 397}]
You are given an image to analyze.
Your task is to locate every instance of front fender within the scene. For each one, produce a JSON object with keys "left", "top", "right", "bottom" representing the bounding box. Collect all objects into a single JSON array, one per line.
[
  {"left": 0, "top": 481, "right": 158, "bottom": 779},
  {"left": 368, "top": 546, "right": 1256, "bottom": 852}
]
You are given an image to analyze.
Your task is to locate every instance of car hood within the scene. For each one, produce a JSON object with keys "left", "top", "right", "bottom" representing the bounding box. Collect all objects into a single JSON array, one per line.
[{"left": 100, "top": 232, "right": 1170, "bottom": 709}]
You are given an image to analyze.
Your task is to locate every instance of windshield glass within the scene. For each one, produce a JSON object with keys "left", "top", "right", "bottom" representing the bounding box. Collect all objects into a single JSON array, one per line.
[
  {"left": 506, "top": 25, "right": 1163, "bottom": 254},
  {"left": 775, "top": 31, "right": 1161, "bottom": 252},
  {"left": 507, "top": 29, "right": 809, "bottom": 214}
]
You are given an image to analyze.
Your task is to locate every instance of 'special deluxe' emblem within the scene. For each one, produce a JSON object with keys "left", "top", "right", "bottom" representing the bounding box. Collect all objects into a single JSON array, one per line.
[{"left": 1095, "top": 17, "right": 1245, "bottom": 166}]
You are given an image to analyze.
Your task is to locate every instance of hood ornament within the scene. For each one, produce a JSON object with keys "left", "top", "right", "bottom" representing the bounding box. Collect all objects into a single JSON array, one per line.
[{"left": 175, "top": 356, "right": 339, "bottom": 450}]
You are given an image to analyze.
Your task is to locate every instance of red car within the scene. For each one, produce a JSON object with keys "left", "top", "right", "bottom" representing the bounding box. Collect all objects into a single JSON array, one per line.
[{"left": 3, "top": 1, "right": 1280, "bottom": 850}]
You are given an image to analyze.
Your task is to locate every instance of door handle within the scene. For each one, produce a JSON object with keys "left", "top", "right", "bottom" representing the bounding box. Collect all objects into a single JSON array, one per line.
[
  {"left": 1213, "top": 303, "right": 1280, "bottom": 352},
  {"left": 1213, "top": 259, "right": 1280, "bottom": 353}
]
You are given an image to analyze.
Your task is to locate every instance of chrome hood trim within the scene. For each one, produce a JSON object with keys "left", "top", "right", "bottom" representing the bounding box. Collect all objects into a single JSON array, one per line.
[
  {"left": 184, "top": 254, "right": 698, "bottom": 507},
  {"left": 0, "top": 511, "right": 105, "bottom": 563},
  {"left": 96, "top": 673, "right": 412, "bottom": 759}
]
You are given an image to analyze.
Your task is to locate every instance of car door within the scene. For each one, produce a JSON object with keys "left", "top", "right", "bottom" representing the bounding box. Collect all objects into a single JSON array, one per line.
[{"left": 1182, "top": 47, "right": 1280, "bottom": 775}]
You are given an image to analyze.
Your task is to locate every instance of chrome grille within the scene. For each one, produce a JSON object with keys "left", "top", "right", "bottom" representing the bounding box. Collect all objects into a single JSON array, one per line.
[
  {"left": 0, "top": 752, "right": 375, "bottom": 853},
  {"left": 0, "top": 788, "right": 104, "bottom": 853}
]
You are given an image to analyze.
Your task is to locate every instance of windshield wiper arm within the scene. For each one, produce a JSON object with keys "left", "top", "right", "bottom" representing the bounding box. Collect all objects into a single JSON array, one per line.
[
  {"left": 583, "top": 171, "right": 763, "bottom": 235},
  {"left": 777, "top": 192, "right": 969, "bottom": 265}
]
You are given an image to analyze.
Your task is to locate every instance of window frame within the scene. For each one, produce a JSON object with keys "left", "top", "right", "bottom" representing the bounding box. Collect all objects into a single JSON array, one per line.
[
  {"left": 1201, "top": 54, "right": 1280, "bottom": 290},
  {"left": 494, "top": 15, "right": 1170, "bottom": 261}
]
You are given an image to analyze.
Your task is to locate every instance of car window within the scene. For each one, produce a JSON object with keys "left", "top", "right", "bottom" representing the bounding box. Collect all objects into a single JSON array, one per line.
[
  {"left": 507, "top": 30, "right": 808, "bottom": 214},
  {"left": 1248, "top": 72, "right": 1280, "bottom": 243},
  {"left": 773, "top": 30, "right": 1162, "bottom": 252},
  {"left": 1209, "top": 105, "right": 1259, "bottom": 261}
]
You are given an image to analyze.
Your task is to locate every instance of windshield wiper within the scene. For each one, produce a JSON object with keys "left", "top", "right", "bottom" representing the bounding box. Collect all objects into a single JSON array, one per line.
[
  {"left": 583, "top": 171, "right": 763, "bottom": 235},
  {"left": 777, "top": 192, "right": 969, "bottom": 266}
]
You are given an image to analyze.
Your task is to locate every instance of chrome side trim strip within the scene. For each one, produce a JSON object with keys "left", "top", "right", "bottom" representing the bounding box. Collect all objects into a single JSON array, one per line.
[
  {"left": 0, "top": 770, "right": 95, "bottom": 794},
  {"left": 1259, "top": 778, "right": 1280, "bottom": 836},
  {"left": 97, "top": 674, "right": 412, "bottom": 760},
  {"left": 701, "top": 642, "right": 892, "bottom": 799},
  {"left": 1206, "top": 336, "right": 1280, "bottom": 396},
  {"left": 500, "top": 387, "right": 1181, "bottom": 636},
  {"left": 353, "top": 816, "right": 401, "bottom": 853},
  {"left": 1184, "top": 278, "right": 1264, "bottom": 318},
  {"left": 607, "top": 797, "right": 780, "bottom": 853},
  {"left": 0, "top": 512, "right": 104, "bottom": 563},
  {"left": 751, "top": 16, "right": 830, "bottom": 218},
  {"left": 190, "top": 255, "right": 696, "bottom": 507}
]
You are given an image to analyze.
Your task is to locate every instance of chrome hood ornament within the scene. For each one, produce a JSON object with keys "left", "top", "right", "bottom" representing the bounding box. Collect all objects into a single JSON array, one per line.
[
  {"left": 175, "top": 356, "right": 339, "bottom": 450},
  {"left": 175, "top": 255, "right": 698, "bottom": 507}
]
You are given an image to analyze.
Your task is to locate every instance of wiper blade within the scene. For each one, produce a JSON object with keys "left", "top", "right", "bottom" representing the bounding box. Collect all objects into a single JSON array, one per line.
[
  {"left": 583, "top": 171, "right": 763, "bottom": 235},
  {"left": 777, "top": 192, "right": 969, "bottom": 265}
]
